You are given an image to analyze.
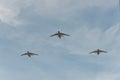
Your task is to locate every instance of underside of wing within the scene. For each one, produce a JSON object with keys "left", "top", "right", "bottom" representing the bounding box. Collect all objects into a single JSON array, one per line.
[
  {"left": 61, "top": 33, "right": 70, "bottom": 36},
  {"left": 21, "top": 53, "right": 27, "bottom": 56},
  {"left": 50, "top": 33, "right": 58, "bottom": 37},
  {"left": 100, "top": 50, "right": 107, "bottom": 53},
  {"left": 32, "top": 53, "right": 38, "bottom": 55},
  {"left": 90, "top": 51, "right": 97, "bottom": 54}
]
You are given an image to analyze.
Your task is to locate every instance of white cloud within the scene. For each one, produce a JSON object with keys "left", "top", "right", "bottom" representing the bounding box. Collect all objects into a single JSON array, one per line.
[
  {"left": 31, "top": 0, "right": 118, "bottom": 15},
  {"left": 0, "top": 0, "right": 118, "bottom": 25},
  {"left": 0, "top": 0, "right": 24, "bottom": 26}
]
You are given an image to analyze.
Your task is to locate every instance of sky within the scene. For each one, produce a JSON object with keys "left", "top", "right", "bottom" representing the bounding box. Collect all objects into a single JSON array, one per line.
[{"left": 0, "top": 0, "right": 119, "bottom": 80}]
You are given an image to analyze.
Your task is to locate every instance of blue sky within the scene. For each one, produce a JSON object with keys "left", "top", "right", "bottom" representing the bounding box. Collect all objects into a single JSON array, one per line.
[{"left": 0, "top": 0, "right": 119, "bottom": 80}]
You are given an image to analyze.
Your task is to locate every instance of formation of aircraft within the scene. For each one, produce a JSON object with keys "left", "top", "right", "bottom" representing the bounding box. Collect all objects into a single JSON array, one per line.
[
  {"left": 50, "top": 31, "right": 70, "bottom": 39},
  {"left": 21, "top": 31, "right": 108, "bottom": 58},
  {"left": 21, "top": 49, "right": 107, "bottom": 58},
  {"left": 89, "top": 49, "right": 107, "bottom": 55},
  {"left": 21, "top": 51, "right": 38, "bottom": 58}
]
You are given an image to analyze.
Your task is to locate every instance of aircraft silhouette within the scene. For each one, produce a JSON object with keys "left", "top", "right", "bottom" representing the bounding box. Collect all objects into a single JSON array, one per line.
[
  {"left": 21, "top": 51, "right": 38, "bottom": 57},
  {"left": 90, "top": 49, "right": 107, "bottom": 55},
  {"left": 50, "top": 31, "right": 70, "bottom": 39}
]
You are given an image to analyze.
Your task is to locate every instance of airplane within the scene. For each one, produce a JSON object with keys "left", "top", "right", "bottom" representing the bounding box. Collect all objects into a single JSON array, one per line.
[
  {"left": 89, "top": 49, "right": 107, "bottom": 55},
  {"left": 21, "top": 51, "right": 38, "bottom": 57},
  {"left": 50, "top": 31, "right": 70, "bottom": 39}
]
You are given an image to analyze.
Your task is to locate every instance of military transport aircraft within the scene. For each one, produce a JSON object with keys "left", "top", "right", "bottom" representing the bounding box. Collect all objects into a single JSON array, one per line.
[
  {"left": 50, "top": 31, "right": 70, "bottom": 39},
  {"left": 21, "top": 51, "right": 38, "bottom": 57},
  {"left": 89, "top": 49, "right": 107, "bottom": 55}
]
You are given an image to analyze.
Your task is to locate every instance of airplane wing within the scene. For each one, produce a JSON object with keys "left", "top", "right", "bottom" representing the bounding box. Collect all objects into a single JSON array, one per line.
[
  {"left": 21, "top": 53, "right": 27, "bottom": 56},
  {"left": 89, "top": 51, "right": 97, "bottom": 54},
  {"left": 100, "top": 50, "right": 107, "bottom": 53},
  {"left": 31, "top": 53, "right": 38, "bottom": 55},
  {"left": 61, "top": 33, "right": 70, "bottom": 36},
  {"left": 50, "top": 33, "right": 58, "bottom": 37}
]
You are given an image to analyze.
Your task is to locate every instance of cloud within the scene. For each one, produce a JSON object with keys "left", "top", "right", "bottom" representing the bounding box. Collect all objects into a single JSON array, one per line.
[
  {"left": 0, "top": 0, "right": 24, "bottom": 26},
  {"left": 0, "top": 0, "right": 118, "bottom": 26},
  {"left": 29, "top": 0, "right": 118, "bottom": 16}
]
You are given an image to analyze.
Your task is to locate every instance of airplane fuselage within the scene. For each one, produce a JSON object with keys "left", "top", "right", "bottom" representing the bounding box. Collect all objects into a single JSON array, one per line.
[{"left": 57, "top": 31, "right": 62, "bottom": 38}]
